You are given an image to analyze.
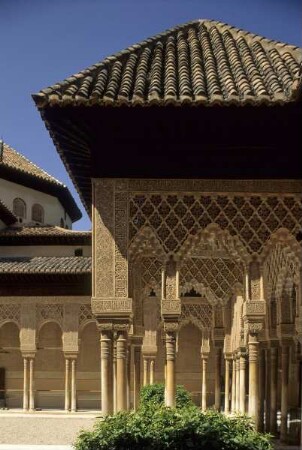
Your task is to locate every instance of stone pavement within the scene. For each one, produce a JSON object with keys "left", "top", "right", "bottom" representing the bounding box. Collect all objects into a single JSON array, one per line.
[{"left": 0, "top": 412, "right": 98, "bottom": 446}]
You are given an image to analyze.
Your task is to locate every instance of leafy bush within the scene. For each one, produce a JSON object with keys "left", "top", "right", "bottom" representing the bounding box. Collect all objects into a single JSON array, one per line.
[
  {"left": 74, "top": 405, "right": 272, "bottom": 450},
  {"left": 140, "top": 383, "right": 194, "bottom": 409}
]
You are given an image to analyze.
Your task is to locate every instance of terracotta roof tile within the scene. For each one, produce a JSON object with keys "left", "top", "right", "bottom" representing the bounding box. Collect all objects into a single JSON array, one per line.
[
  {"left": 33, "top": 20, "right": 302, "bottom": 107},
  {"left": 0, "top": 225, "right": 91, "bottom": 245},
  {"left": 0, "top": 256, "right": 91, "bottom": 274},
  {"left": 0, "top": 143, "right": 82, "bottom": 222}
]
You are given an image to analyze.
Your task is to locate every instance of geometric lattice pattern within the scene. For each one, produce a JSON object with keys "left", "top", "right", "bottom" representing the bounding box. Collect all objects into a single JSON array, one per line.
[
  {"left": 141, "top": 257, "right": 163, "bottom": 295},
  {"left": 0, "top": 304, "right": 21, "bottom": 326},
  {"left": 129, "top": 194, "right": 302, "bottom": 254},
  {"left": 79, "top": 304, "right": 93, "bottom": 325},
  {"left": 180, "top": 258, "right": 243, "bottom": 302},
  {"left": 180, "top": 303, "right": 213, "bottom": 329},
  {"left": 264, "top": 243, "right": 299, "bottom": 299},
  {"left": 36, "top": 304, "right": 63, "bottom": 325}
]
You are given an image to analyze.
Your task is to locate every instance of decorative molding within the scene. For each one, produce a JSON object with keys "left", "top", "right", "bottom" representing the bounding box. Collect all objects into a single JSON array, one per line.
[
  {"left": 91, "top": 297, "right": 132, "bottom": 315},
  {"left": 114, "top": 188, "right": 129, "bottom": 298}
]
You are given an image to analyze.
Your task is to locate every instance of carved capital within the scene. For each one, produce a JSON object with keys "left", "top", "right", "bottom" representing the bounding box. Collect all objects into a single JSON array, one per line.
[
  {"left": 247, "top": 322, "right": 263, "bottom": 335},
  {"left": 163, "top": 321, "right": 179, "bottom": 333}
]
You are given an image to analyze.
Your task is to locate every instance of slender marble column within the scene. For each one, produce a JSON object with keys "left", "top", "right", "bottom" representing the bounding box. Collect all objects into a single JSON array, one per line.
[
  {"left": 71, "top": 359, "right": 76, "bottom": 412},
  {"left": 239, "top": 353, "right": 246, "bottom": 414},
  {"left": 113, "top": 342, "right": 117, "bottom": 413},
  {"left": 236, "top": 357, "right": 240, "bottom": 411},
  {"left": 116, "top": 330, "right": 128, "bottom": 411},
  {"left": 201, "top": 356, "right": 208, "bottom": 411},
  {"left": 248, "top": 333, "right": 259, "bottom": 426},
  {"left": 23, "top": 358, "right": 28, "bottom": 411},
  {"left": 65, "top": 359, "right": 70, "bottom": 411},
  {"left": 127, "top": 345, "right": 131, "bottom": 410},
  {"left": 165, "top": 332, "right": 176, "bottom": 407},
  {"left": 214, "top": 348, "right": 221, "bottom": 410},
  {"left": 101, "top": 330, "right": 113, "bottom": 415},
  {"left": 29, "top": 358, "right": 35, "bottom": 411},
  {"left": 231, "top": 358, "right": 236, "bottom": 412},
  {"left": 265, "top": 348, "right": 270, "bottom": 433},
  {"left": 280, "top": 345, "right": 289, "bottom": 442},
  {"left": 258, "top": 348, "right": 265, "bottom": 432},
  {"left": 150, "top": 359, "right": 155, "bottom": 385},
  {"left": 143, "top": 358, "right": 149, "bottom": 387},
  {"left": 133, "top": 346, "right": 141, "bottom": 410},
  {"left": 224, "top": 357, "right": 231, "bottom": 413},
  {"left": 269, "top": 347, "right": 278, "bottom": 435}
]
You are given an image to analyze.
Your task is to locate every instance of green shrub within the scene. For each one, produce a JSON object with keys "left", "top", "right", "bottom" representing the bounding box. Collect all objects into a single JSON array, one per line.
[
  {"left": 140, "top": 383, "right": 194, "bottom": 409},
  {"left": 74, "top": 405, "right": 272, "bottom": 450}
]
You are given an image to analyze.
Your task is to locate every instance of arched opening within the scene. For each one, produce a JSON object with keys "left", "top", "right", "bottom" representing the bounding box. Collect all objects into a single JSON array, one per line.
[
  {"left": 77, "top": 322, "right": 101, "bottom": 410},
  {"left": 13, "top": 198, "right": 26, "bottom": 222},
  {"left": 0, "top": 322, "right": 22, "bottom": 408},
  {"left": 31, "top": 203, "right": 44, "bottom": 224},
  {"left": 35, "top": 322, "right": 64, "bottom": 409}
]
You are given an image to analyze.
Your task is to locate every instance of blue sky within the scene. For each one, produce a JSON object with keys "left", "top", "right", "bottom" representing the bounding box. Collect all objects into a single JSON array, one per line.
[{"left": 1, "top": 0, "right": 301, "bottom": 230}]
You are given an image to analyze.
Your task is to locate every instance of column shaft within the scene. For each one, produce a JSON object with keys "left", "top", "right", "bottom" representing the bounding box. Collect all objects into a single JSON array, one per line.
[
  {"left": 150, "top": 359, "right": 155, "bottom": 385},
  {"left": 71, "top": 359, "right": 76, "bottom": 412},
  {"left": 224, "top": 358, "right": 230, "bottom": 413},
  {"left": 165, "top": 332, "right": 176, "bottom": 407},
  {"left": 23, "top": 358, "right": 28, "bottom": 411},
  {"left": 127, "top": 345, "right": 131, "bottom": 410},
  {"left": 133, "top": 346, "right": 141, "bottom": 410},
  {"left": 101, "top": 330, "right": 113, "bottom": 415},
  {"left": 280, "top": 345, "right": 289, "bottom": 442},
  {"left": 113, "top": 342, "right": 117, "bottom": 413},
  {"left": 248, "top": 334, "right": 259, "bottom": 427},
  {"left": 201, "top": 357, "right": 208, "bottom": 411},
  {"left": 269, "top": 347, "right": 278, "bottom": 435},
  {"left": 236, "top": 357, "right": 240, "bottom": 411},
  {"left": 239, "top": 353, "right": 246, "bottom": 414},
  {"left": 258, "top": 348, "right": 265, "bottom": 432},
  {"left": 231, "top": 358, "right": 236, "bottom": 412},
  {"left": 116, "top": 330, "right": 128, "bottom": 412},
  {"left": 29, "top": 358, "right": 35, "bottom": 411},
  {"left": 65, "top": 359, "right": 70, "bottom": 411},
  {"left": 143, "top": 358, "right": 149, "bottom": 387},
  {"left": 214, "top": 348, "right": 221, "bottom": 410}
]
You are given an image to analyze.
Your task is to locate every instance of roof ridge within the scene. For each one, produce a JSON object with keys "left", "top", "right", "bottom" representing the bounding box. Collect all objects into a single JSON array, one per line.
[
  {"left": 36, "top": 18, "right": 301, "bottom": 98},
  {"left": 2, "top": 141, "right": 64, "bottom": 186}
]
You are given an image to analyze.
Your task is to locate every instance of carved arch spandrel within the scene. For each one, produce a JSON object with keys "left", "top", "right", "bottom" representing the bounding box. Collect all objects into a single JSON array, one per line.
[
  {"left": 176, "top": 223, "right": 251, "bottom": 264},
  {"left": 128, "top": 226, "right": 166, "bottom": 263}
]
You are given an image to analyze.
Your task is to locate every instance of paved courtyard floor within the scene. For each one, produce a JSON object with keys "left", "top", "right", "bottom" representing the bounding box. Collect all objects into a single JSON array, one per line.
[{"left": 0, "top": 411, "right": 98, "bottom": 446}]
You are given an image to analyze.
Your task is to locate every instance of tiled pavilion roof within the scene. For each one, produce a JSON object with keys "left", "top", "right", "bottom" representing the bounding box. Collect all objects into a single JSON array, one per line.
[
  {"left": 0, "top": 256, "right": 91, "bottom": 274},
  {"left": 0, "top": 142, "right": 82, "bottom": 222},
  {"left": 0, "top": 225, "right": 91, "bottom": 245},
  {"left": 33, "top": 20, "right": 302, "bottom": 107}
]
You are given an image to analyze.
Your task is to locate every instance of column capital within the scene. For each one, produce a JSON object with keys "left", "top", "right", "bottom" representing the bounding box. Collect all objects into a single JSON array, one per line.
[
  {"left": 163, "top": 320, "right": 179, "bottom": 333},
  {"left": 97, "top": 319, "right": 131, "bottom": 333},
  {"left": 63, "top": 352, "right": 78, "bottom": 360},
  {"left": 21, "top": 352, "right": 36, "bottom": 359}
]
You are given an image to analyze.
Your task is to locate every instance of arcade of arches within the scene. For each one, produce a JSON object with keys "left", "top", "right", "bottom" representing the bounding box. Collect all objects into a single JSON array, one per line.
[{"left": 0, "top": 179, "right": 301, "bottom": 443}]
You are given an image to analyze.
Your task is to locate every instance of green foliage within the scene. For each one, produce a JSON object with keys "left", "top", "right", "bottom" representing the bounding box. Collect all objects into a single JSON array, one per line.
[
  {"left": 74, "top": 404, "right": 273, "bottom": 450},
  {"left": 139, "top": 383, "right": 194, "bottom": 409}
]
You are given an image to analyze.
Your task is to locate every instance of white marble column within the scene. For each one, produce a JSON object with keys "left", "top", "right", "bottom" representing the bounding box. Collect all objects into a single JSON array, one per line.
[
  {"left": 149, "top": 359, "right": 155, "bottom": 385},
  {"left": 248, "top": 333, "right": 259, "bottom": 426},
  {"left": 280, "top": 344, "right": 289, "bottom": 442},
  {"left": 101, "top": 330, "right": 113, "bottom": 415},
  {"left": 201, "top": 355, "right": 208, "bottom": 411},
  {"left": 133, "top": 346, "right": 141, "bottom": 410},
  {"left": 269, "top": 347, "right": 278, "bottom": 434},
  {"left": 231, "top": 357, "right": 236, "bottom": 412},
  {"left": 239, "top": 352, "right": 246, "bottom": 414},
  {"left": 165, "top": 332, "right": 176, "bottom": 407},
  {"left": 65, "top": 358, "right": 70, "bottom": 411},
  {"left": 113, "top": 341, "right": 117, "bottom": 413},
  {"left": 71, "top": 359, "right": 77, "bottom": 412},
  {"left": 214, "top": 348, "right": 221, "bottom": 410},
  {"left": 127, "top": 345, "right": 131, "bottom": 410},
  {"left": 235, "top": 356, "right": 240, "bottom": 411},
  {"left": 29, "top": 358, "right": 35, "bottom": 411},
  {"left": 143, "top": 357, "right": 149, "bottom": 387},
  {"left": 23, "top": 357, "right": 29, "bottom": 411},
  {"left": 224, "top": 356, "right": 231, "bottom": 413},
  {"left": 116, "top": 330, "right": 128, "bottom": 412}
]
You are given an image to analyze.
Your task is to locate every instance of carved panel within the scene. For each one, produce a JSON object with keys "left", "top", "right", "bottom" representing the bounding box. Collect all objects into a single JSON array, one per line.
[
  {"left": 141, "top": 257, "right": 162, "bottom": 297},
  {"left": 92, "top": 298, "right": 132, "bottom": 315},
  {"left": 79, "top": 304, "right": 94, "bottom": 326},
  {"left": 93, "top": 179, "right": 115, "bottom": 298},
  {"left": 129, "top": 192, "right": 301, "bottom": 254},
  {"left": 63, "top": 304, "right": 79, "bottom": 352},
  {"left": 36, "top": 304, "right": 63, "bottom": 326},
  {"left": 20, "top": 303, "right": 36, "bottom": 351},
  {"left": 180, "top": 257, "right": 243, "bottom": 302},
  {"left": 114, "top": 188, "right": 129, "bottom": 298},
  {"left": 180, "top": 303, "right": 213, "bottom": 329},
  {"left": 0, "top": 304, "right": 20, "bottom": 326}
]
